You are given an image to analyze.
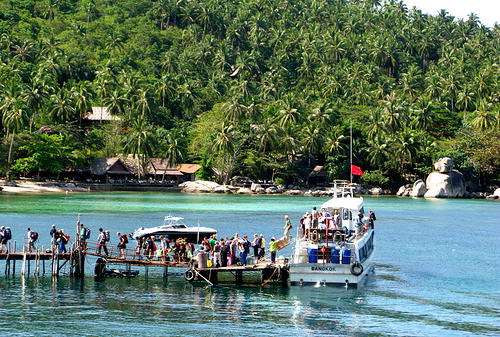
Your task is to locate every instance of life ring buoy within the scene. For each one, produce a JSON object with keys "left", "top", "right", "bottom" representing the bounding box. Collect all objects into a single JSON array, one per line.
[
  {"left": 350, "top": 262, "right": 363, "bottom": 276},
  {"left": 334, "top": 232, "right": 342, "bottom": 242},
  {"left": 311, "top": 230, "right": 318, "bottom": 242},
  {"left": 184, "top": 269, "right": 195, "bottom": 282}
]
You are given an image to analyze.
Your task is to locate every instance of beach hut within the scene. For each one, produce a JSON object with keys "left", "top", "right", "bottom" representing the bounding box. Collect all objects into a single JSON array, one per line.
[
  {"left": 178, "top": 164, "right": 201, "bottom": 182},
  {"left": 90, "top": 158, "right": 131, "bottom": 183}
]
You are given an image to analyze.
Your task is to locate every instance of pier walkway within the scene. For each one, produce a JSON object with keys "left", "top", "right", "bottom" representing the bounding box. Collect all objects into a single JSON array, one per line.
[{"left": 0, "top": 240, "right": 290, "bottom": 286}]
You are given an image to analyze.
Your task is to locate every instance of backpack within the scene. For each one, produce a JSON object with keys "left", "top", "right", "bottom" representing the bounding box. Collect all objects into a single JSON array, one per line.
[
  {"left": 31, "top": 232, "right": 39, "bottom": 242},
  {"left": 104, "top": 231, "right": 110, "bottom": 242},
  {"left": 84, "top": 228, "right": 91, "bottom": 240},
  {"left": 122, "top": 234, "right": 128, "bottom": 244},
  {"left": 4, "top": 229, "right": 11, "bottom": 240},
  {"left": 62, "top": 234, "right": 70, "bottom": 244}
]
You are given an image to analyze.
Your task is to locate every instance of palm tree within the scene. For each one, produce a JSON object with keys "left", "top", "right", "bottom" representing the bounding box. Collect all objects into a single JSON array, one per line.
[
  {"left": 71, "top": 82, "right": 94, "bottom": 124},
  {"left": 50, "top": 89, "right": 76, "bottom": 122},
  {"left": 0, "top": 86, "right": 28, "bottom": 180},
  {"left": 161, "top": 133, "right": 184, "bottom": 183},
  {"left": 471, "top": 111, "right": 497, "bottom": 131},
  {"left": 212, "top": 122, "right": 236, "bottom": 184},
  {"left": 122, "top": 118, "right": 156, "bottom": 180},
  {"left": 277, "top": 105, "right": 300, "bottom": 129}
]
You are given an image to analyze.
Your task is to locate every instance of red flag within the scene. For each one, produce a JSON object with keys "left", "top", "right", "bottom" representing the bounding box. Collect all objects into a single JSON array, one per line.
[{"left": 351, "top": 164, "right": 363, "bottom": 176}]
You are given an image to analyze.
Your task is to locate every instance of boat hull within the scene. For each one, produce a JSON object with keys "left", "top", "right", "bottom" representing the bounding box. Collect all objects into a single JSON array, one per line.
[{"left": 289, "top": 254, "right": 375, "bottom": 287}]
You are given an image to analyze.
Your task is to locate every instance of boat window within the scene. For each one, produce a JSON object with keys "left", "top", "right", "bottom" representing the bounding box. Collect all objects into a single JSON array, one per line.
[
  {"left": 172, "top": 225, "right": 187, "bottom": 228},
  {"left": 342, "top": 209, "right": 350, "bottom": 220}
]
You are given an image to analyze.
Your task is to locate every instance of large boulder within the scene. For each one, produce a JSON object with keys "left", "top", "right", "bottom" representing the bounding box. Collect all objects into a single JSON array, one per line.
[
  {"left": 214, "top": 185, "right": 231, "bottom": 193},
  {"left": 236, "top": 187, "right": 252, "bottom": 194},
  {"left": 179, "top": 180, "right": 220, "bottom": 193},
  {"left": 410, "top": 180, "right": 426, "bottom": 197},
  {"left": 250, "top": 183, "right": 262, "bottom": 192},
  {"left": 493, "top": 188, "right": 500, "bottom": 198},
  {"left": 424, "top": 170, "right": 465, "bottom": 198},
  {"left": 434, "top": 157, "right": 454, "bottom": 173},
  {"left": 369, "top": 187, "right": 384, "bottom": 195},
  {"left": 265, "top": 186, "right": 280, "bottom": 194},
  {"left": 397, "top": 185, "right": 411, "bottom": 196}
]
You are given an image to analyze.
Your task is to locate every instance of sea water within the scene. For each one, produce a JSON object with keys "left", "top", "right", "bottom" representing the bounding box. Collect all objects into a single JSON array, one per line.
[{"left": 0, "top": 192, "right": 498, "bottom": 336}]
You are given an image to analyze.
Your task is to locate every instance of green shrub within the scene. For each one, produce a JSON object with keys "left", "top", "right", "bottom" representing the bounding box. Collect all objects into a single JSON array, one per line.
[{"left": 360, "top": 170, "right": 389, "bottom": 188}]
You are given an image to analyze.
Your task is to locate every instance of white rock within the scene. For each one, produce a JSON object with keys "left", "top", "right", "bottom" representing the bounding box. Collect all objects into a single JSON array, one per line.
[
  {"left": 250, "top": 183, "right": 262, "bottom": 192},
  {"left": 255, "top": 187, "right": 265, "bottom": 194},
  {"left": 434, "top": 157, "right": 454, "bottom": 173},
  {"left": 283, "top": 189, "right": 303, "bottom": 196},
  {"left": 410, "top": 180, "right": 426, "bottom": 197},
  {"left": 236, "top": 187, "right": 252, "bottom": 194},
  {"left": 493, "top": 188, "right": 500, "bottom": 198},
  {"left": 265, "top": 186, "right": 279, "bottom": 194},
  {"left": 369, "top": 187, "right": 384, "bottom": 195},
  {"left": 179, "top": 180, "right": 220, "bottom": 193},
  {"left": 213, "top": 186, "right": 230, "bottom": 193},
  {"left": 402, "top": 188, "right": 412, "bottom": 197},
  {"left": 396, "top": 185, "right": 407, "bottom": 196},
  {"left": 424, "top": 170, "right": 465, "bottom": 198}
]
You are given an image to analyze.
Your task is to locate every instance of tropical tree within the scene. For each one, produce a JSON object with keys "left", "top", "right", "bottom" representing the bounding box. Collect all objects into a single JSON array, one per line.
[{"left": 122, "top": 118, "right": 156, "bottom": 180}]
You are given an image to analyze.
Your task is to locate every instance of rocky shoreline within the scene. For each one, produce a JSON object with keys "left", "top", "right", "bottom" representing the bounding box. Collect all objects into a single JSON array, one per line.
[{"left": 178, "top": 180, "right": 500, "bottom": 200}]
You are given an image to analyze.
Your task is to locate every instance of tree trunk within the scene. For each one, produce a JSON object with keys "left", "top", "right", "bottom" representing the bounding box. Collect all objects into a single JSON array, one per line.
[{"left": 6, "top": 134, "right": 14, "bottom": 181}]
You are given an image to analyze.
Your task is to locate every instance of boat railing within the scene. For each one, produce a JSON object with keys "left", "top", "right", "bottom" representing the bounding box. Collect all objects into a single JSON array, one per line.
[{"left": 294, "top": 248, "right": 355, "bottom": 265}]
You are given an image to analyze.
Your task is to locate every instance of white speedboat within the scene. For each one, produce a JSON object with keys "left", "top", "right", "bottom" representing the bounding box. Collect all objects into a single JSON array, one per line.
[
  {"left": 289, "top": 183, "right": 375, "bottom": 287},
  {"left": 130, "top": 216, "right": 217, "bottom": 243}
]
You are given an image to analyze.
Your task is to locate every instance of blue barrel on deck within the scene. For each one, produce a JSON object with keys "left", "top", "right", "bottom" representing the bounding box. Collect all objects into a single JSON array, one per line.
[
  {"left": 331, "top": 248, "right": 340, "bottom": 264},
  {"left": 308, "top": 248, "right": 318, "bottom": 263},
  {"left": 341, "top": 248, "right": 351, "bottom": 264}
]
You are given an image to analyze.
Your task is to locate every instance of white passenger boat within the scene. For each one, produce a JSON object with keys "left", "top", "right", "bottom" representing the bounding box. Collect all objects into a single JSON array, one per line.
[
  {"left": 130, "top": 216, "right": 217, "bottom": 243},
  {"left": 289, "top": 184, "right": 375, "bottom": 287}
]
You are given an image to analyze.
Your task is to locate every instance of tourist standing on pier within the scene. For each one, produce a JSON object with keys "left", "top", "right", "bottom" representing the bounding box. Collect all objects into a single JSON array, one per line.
[
  {"left": 258, "top": 234, "right": 266, "bottom": 261},
  {"left": 269, "top": 237, "right": 278, "bottom": 263},
  {"left": 27, "top": 228, "right": 38, "bottom": 252},
  {"left": 241, "top": 236, "right": 251, "bottom": 265},
  {"left": 49, "top": 225, "right": 57, "bottom": 248},
  {"left": 97, "top": 228, "right": 109, "bottom": 256},
  {"left": 117, "top": 232, "right": 128, "bottom": 258},
  {"left": 252, "top": 234, "right": 260, "bottom": 260},
  {"left": 284, "top": 216, "right": 292, "bottom": 239},
  {"left": 0, "top": 226, "right": 11, "bottom": 252},
  {"left": 57, "top": 230, "right": 68, "bottom": 253}
]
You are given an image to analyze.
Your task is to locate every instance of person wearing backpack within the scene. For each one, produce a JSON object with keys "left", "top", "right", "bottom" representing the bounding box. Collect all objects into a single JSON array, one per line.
[
  {"left": 57, "top": 229, "right": 69, "bottom": 253},
  {"left": 27, "top": 228, "right": 38, "bottom": 252},
  {"left": 0, "top": 226, "right": 9, "bottom": 252},
  {"left": 116, "top": 232, "right": 128, "bottom": 258},
  {"left": 78, "top": 224, "right": 89, "bottom": 250},
  {"left": 97, "top": 228, "right": 108, "bottom": 256}
]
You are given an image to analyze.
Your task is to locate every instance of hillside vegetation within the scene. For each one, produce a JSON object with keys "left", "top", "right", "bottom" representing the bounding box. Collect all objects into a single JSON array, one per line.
[{"left": 0, "top": 0, "right": 498, "bottom": 186}]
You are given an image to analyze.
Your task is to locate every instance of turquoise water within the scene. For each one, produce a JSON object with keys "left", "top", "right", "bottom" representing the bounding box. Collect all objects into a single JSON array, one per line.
[{"left": 0, "top": 192, "right": 499, "bottom": 336}]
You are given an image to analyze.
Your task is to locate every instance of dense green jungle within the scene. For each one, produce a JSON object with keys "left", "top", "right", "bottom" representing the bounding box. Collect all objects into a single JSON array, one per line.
[{"left": 0, "top": 0, "right": 498, "bottom": 188}]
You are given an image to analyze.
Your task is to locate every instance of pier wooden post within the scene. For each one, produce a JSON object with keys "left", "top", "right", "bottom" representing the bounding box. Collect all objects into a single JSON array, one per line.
[
  {"left": 163, "top": 265, "right": 168, "bottom": 280},
  {"left": 235, "top": 270, "right": 243, "bottom": 285}
]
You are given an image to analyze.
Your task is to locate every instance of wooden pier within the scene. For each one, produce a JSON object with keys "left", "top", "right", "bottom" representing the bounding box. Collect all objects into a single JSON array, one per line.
[
  {"left": 0, "top": 241, "right": 85, "bottom": 277},
  {"left": 0, "top": 239, "right": 290, "bottom": 286},
  {"left": 188, "top": 261, "right": 289, "bottom": 286}
]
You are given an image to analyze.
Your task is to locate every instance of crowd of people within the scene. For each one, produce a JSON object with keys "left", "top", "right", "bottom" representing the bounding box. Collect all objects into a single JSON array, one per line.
[
  {"left": 298, "top": 207, "right": 376, "bottom": 239},
  {"left": 0, "top": 220, "right": 294, "bottom": 266}
]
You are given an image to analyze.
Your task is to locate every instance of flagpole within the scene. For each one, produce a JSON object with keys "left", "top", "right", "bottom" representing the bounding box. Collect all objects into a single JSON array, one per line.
[{"left": 350, "top": 120, "right": 353, "bottom": 184}]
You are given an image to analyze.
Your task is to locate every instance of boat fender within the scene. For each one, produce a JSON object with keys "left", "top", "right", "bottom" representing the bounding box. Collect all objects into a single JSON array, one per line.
[
  {"left": 311, "top": 230, "right": 318, "bottom": 242},
  {"left": 350, "top": 262, "right": 363, "bottom": 276},
  {"left": 185, "top": 269, "right": 195, "bottom": 282}
]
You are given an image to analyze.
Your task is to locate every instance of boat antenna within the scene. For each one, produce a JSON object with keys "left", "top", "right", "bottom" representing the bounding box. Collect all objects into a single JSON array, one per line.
[
  {"left": 197, "top": 219, "right": 200, "bottom": 243},
  {"left": 350, "top": 120, "right": 353, "bottom": 184}
]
